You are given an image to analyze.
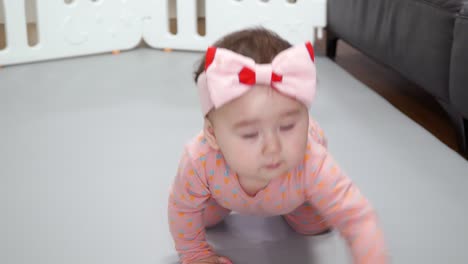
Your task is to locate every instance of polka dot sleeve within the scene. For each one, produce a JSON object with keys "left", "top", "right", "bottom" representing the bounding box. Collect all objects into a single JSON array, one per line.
[{"left": 168, "top": 150, "right": 215, "bottom": 263}]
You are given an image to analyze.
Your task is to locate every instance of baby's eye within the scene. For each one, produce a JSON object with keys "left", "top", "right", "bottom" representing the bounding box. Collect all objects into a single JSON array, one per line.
[
  {"left": 280, "top": 124, "right": 295, "bottom": 131},
  {"left": 241, "top": 132, "right": 259, "bottom": 139}
]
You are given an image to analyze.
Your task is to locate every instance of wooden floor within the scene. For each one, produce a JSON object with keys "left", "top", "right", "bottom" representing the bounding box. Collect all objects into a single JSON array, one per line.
[
  {"left": 0, "top": 24, "right": 460, "bottom": 155},
  {"left": 314, "top": 34, "right": 460, "bottom": 155}
]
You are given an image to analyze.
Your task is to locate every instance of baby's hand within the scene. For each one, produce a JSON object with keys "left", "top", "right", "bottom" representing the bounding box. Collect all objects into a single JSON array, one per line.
[{"left": 190, "top": 255, "right": 233, "bottom": 264}]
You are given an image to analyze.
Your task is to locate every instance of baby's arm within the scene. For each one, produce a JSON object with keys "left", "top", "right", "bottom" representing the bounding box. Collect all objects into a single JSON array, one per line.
[
  {"left": 168, "top": 151, "right": 215, "bottom": 263},
  {"left": 305, "top": 148, "right": 388, "bottom": 263}
]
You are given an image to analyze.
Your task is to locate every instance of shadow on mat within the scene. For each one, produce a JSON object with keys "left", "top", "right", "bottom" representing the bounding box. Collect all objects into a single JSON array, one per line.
[
  {"left": 209, "top": 214, "right": 323, "bottom": 264},
  {"left": 164, "top": 213, "right": 330, "bottom": 263}
]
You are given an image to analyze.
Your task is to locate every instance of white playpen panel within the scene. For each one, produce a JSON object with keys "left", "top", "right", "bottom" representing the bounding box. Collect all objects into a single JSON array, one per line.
[
  {"left": 142, "top": 0, "right": 200, "bottom": 50},
  {"left": 143, "top": 0, "right": 326, "bottom": 51},
  {"left": 0, "top": 0, "right": 143, "bottom": 66},
  {"left": 0, "top": 0, "right": 326, "bottom": 66}
]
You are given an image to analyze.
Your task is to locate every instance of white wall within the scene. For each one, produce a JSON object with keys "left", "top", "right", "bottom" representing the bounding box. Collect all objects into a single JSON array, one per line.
[{"left": 0, "top": 0, "right": 205, "bottom": 23}]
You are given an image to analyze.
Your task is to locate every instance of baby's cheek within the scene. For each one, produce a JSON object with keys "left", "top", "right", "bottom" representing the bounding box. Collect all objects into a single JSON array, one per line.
[
  {"left": 230, "top": 139, "right": 254, "bottom": 155},
  {"left": 224, "top": 140, "right": 258, "bottom": 168},
  {"left": 236, "top": 144, "right": 258, "bottom": 164},
  {"left": 286, "top": 134, "right": 308, "bottom": 165}
]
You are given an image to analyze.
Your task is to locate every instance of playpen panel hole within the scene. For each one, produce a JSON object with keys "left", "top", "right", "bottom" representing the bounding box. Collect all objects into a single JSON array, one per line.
[
  {"left": 25, "top": 0, "right": 39, "bottom": 47},
  {"left": 0, "top": 0, "right": 6, "bottom": 50},
  {"left": 168, "top": 0, "right": 177, "bottom": 35},
  {"left": 197, "top": 0, "right": 205, "bottom": 36}
]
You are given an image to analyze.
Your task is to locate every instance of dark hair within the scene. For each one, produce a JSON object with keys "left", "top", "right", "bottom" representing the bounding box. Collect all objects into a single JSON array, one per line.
[{"left": 193, "top": 27, "right": 292, "bottom": 82}]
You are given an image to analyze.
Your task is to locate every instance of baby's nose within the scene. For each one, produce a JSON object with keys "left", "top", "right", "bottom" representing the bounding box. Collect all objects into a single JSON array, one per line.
[{"left": 263, "top": 133, "right": 281, "bottom": 155}]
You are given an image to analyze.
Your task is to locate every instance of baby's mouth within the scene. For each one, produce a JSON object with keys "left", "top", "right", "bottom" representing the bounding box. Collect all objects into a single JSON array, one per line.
[{"left": 264, "top": 161, "right": 282, "bottom": 170}]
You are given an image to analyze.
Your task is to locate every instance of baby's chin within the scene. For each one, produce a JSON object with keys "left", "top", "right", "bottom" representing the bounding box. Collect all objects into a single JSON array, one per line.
[{"left": 260, "top": 166, "right": 291, "bottom": 181}]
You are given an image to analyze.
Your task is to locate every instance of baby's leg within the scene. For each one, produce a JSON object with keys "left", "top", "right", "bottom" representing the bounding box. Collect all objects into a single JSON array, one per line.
[
  {"left": 283, "top": 202, "right": 331, "bottom": 235},
  {"left": 203, "top": 198, "right": 232, "bottom": 228}
]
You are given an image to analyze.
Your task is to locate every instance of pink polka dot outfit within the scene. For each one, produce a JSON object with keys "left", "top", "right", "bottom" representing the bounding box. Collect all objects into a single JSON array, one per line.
[{"left": 168, "top": 118, "right": 387, "bottom": 263}]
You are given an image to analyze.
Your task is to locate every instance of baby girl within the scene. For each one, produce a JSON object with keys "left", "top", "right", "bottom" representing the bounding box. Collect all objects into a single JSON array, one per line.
[{"left": 168, "top": 28, "right": 387, "bottom": 264}]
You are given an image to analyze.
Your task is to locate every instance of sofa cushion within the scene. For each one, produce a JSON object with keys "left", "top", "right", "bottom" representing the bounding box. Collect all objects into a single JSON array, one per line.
[
  {"left": 327, "top": 0, "right": 455, "bottom": 101},
  {"left": 459, "top": 1, "right": 468, "bottom": 15},
  {"left": 422, "top": 0, "right": 467, "bottom": 13},
  {"left": 449, "top": 7, "right": 468, "bottom": 118}
]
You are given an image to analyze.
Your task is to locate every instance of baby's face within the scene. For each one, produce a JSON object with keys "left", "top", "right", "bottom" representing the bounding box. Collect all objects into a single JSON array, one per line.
[{"left": 208, "top": 85, "right": 309, "bottom": 184}]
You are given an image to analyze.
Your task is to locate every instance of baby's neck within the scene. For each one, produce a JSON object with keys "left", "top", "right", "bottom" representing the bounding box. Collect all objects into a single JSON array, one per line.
[{"left": 237, "top": 176, "right": 270, "bottom": 197}]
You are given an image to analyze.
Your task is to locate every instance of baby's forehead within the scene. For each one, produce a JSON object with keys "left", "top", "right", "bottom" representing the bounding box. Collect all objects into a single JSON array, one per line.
[
  {"left": 234, "top": 85, "right": 302, "bottom": 109},
  {"left": 214, "top": 86, "right": 306, "bottom": 123}
]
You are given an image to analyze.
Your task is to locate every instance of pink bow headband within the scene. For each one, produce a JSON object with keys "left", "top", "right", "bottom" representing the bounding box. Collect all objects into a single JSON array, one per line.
[{"left": 197, "top": 42, "right": 317, "bottom": 115}]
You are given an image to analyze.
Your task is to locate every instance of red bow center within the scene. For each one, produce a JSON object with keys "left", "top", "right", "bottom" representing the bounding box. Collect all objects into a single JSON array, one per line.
[{"left": 238, "top": 66, "right": 283, "bottom": 86}]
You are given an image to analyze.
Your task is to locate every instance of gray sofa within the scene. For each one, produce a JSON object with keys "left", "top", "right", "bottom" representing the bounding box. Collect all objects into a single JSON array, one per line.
[{"left": 326, "top": 0, "right": 468, "bottom": 157}]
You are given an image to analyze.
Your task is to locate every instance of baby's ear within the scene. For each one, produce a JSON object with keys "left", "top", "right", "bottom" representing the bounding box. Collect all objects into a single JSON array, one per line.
[{"left": 203, "top": 117, "right": 220, "bottom": 150}]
